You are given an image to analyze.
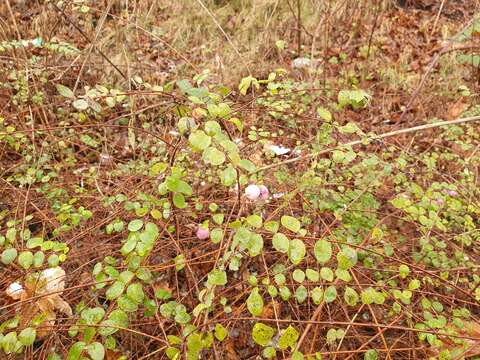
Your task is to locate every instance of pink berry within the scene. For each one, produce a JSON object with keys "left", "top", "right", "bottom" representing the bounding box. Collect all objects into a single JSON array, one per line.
[
  {"left": 259, "top": 185, "right": 269, "bottom": 200},
  {"left": 447, "top": 190, "right": 458, "bottom": 197},
  {"left": 196, "top": 226, "right": 209, "bottom": 240},
  {"left": 245, "top": 184, "right": 261, "bottom": 201}
]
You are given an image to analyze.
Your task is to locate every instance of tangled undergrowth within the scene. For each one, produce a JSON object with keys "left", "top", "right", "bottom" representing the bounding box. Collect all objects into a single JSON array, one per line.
[{"left": 1, "top": 1, "right": 480, "bottom": 359}]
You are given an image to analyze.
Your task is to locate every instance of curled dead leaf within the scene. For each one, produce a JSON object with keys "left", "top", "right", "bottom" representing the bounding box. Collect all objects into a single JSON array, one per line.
[
  {"left": 5, "top": 267, "right": 72, "bottom": 338},
  {"left": 5, "top": 282, "right": 25, "bottom": 300},
  {"left": 446, "top": 99, "right": 468, "bottom": 120}
]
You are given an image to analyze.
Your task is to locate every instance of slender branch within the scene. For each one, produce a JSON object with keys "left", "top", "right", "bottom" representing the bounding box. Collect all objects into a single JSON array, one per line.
[{"left": 255, "top": 115, "right": 480, "bottom": 173}]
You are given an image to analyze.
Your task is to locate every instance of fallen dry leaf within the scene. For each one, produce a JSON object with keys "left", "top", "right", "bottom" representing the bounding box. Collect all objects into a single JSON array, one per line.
[
  {"left": 446, "top": 99, "right": 469, "bottom": 120},
  {"left": 6, "top": 267, "right": 72, "bottom": 338}
]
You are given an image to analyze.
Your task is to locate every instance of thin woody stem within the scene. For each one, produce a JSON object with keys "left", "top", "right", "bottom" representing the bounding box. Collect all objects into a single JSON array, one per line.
[{"left": 255, "top": 115, "right": 480, "bottom": 174}]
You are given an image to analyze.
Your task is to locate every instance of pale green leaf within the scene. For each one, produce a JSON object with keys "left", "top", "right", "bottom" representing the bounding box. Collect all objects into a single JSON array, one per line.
[
  {"left": 281, "top": 215, "right": 301, "bottom": 233},
  {"left": 246, "top": 287, "right": 264, "bottom": 316}
]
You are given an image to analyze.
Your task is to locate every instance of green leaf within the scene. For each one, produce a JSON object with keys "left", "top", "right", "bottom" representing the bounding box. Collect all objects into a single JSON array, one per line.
[
  {"left": 239, "top": 75, "right": 257, "bottom": 96},
  {"left": 98, "top": 310, "right": 128, "bottom": 336},
  {"left": 361, "top": 287, "right": 381, "bottom": 305},
  {"left": 335, "top": 268, "right": 352, "bottom": 282},
  {"left": 281, "top": 215, "right": 301, "bottom": 233},
  {"left": 149, "top": 162, "right": 168, "bottom": 176},
  {"left": 252, "top": 322, "right": 275, "bottom": 346},
  {"left": 26, "top": 237, "right": 43, "bottom": 249},
  {"left": 189, "top": 130, "right": 211, "bottom": 151},
  {"left": 56, "top": 84, "right": 74, "bottom": 98},
  {"left": 338, "top": 89, "right": 369, "bottom": 110},
  {"left": 18, "top": 327, "right": 36, "bottom": 346},
  {"left": 187, "top": 332, "right": 204, "bottom": 359},
  {"left": 336, "top": 247, "right": 358, "bottom": 270},
  {"left": 106, "top": 281, "right": 125, "bottom": 300},
  {"left": 399, "top": 264, "right": 410, "bottom": 279},
  {"left": 126, "top": 283, "right": 144, "bottom": 304},
  {"left": 202, "top": 147, "right": 226, "bottom": 166},
  {"left": 288, "top": 239, "right": 306, "bottom": 265},
  {"left": 155, "top": 288, "right": 172, "bottom": 301},
  {"left": 87, "top": 342, "right": 105, "bottom": 360},
  {"left": 117, "top": 295, "right": 138, "bottom": 312},
  {"left": 278, "top": 325, "right": 299, "bottom": 350},
  {"left": 207, "top": 269, "right": 227, "bottom": 286},
  {"left": 292, "top": 269, "right": 305, "bottom": 283},
  {"left": 118, "top": 270, "right": 135, "bottom": 284},
  {"left": 338, "top": 122, "right": 360, "bottom": 134},
  {"left": 205, "top": 120, "right": 222, "bottom": 135},
  {"left": 33, "top": 251, "right": 45, "bottom": 268},
  {"left": 390, "top": 195, "right": 411, "bottom": 209},
  {"left": 67, "top": 341, "right": 86, "bottom": 360},
  {"left": 246, "top": 287, "right": 264, "bottom": 316},
  {"left": 221, "top": 166, "right": 236, "bottom": 186},
  {"left": 165, "top": 177, "right": 193, "bottom": 196},
  {"left": 238, "top": 159, "right": 256, "bottom": 173},
  {"left": 1, "top": 331, "right": 18, "bottom": 353},
  {"left": 174, "top": 254, "right": 185, "bottom": 271},
  {"left": 1, "top": 248, "right": 17, "bottom": 265},
  {"left": 364, "top": 349, "right": 378, "bottom": 360},
  {"left": 176, "top": 79, "right": 193, "bottom": 94},
  {"left": 267, "top": 285, "right": 278, "bottom": 298},
  {"left": 174, "top": 310, "right": 191, "bottom": 324},
  {"left": 292, "top": 350, "right": 305, "bottom": 360},
  {"left": 246, "top": 214, "right": 263, "bottom": 228},
  {"left": 120, "top": 236, "right": 137, "bottom": 256},
  {"left": 326, "top": 328, "right": 338, "bottom": 345},
  {"left": 272, "top": 233, "right": 289, "bottom": 253},
  {"left": 409, "top": 279, "right": 421, "bottom": 290},
  {"left": 279, "top": 286, "right": 291, "bottom": 300},
  {"left": 18, "top": 251, "right": 34, "bottom": 269},
  {"left": 264, "top": 221, "right": 279, "bottom": 233},
  {"left": 275, "top": 39, "right": 286, "bottom": 50},
  {"left": 314, "top": 240, "right": 332, "bottom": 264},
  {"left": 317, "top": 107, "right": 332, "bottom": 122},
  {"left": 306, "top": 269, "right": 320, "bottom": 282},
  {"left": 246, "top": 233, "right": 264, "bottom": 257},
  {"left": 173, "top": 193, "right": 187, "bottom": 208},
  {"left": 47, "top": 254, "right": 59, "bottom": 267},
  {"left": 212, "top": 213, "right": 224, "bottom": 224},
  {"left": 275, "top": 273, "right": 286, "bottom": 286},
  {"left": 295, "top": 285, "right": 308, "bottom": 303},
  {"left": 311, "top": 287, "right": 323, "bottom": 304},
  {"left": 263, "top": 346, "right": 277, "bottom": 359},
  {"left": 320, "top": 267, "right": 334, "bottom": 282},
  {"left": 344, "top": 287, "right": 359, "bottom": 306},
  {"left": 214, "top": 324, "right": 228, "bottom": 341},
  {"left": 72, "top": 99, "right": 89, "bottom": 111},
  {"left": 128, "top": 219, "right": 143, "bottom": 232},
  {"left": 165, "top": 347, "right": 180, "bottom": 360},
  {"left": 324, "top": 285, "right": 337, "bottom": 303},
  {"left": 81, "top": 307, "right": 105, "bottom": 325},
  {"left": 210, "top": 228, "right": 223, "bottom": 244}
]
